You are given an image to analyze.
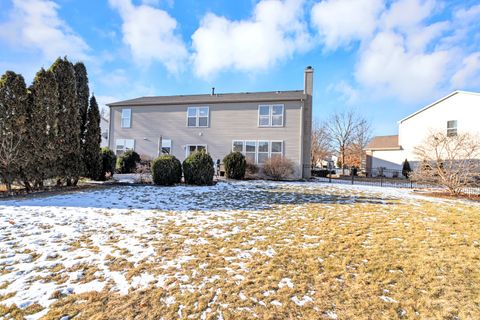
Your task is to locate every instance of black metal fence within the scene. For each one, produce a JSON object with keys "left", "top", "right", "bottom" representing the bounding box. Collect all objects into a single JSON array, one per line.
[{"left": 312, "top": 167, "right": 480, "bottom": 195}]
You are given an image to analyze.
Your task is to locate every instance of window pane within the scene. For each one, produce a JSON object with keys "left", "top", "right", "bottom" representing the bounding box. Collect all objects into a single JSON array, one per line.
[
  {"left": 245, "top": 141, "right": 256, "bottom": 152},
  {"left": 258, "top": 153, "right": 268, "bottom": 164},
  {"left": 189, "top": 145, "right": 196, "bottom": 152},
  {"left": 122, "top": 109, "right": 131, "bottom": 118},
  {"left": 125, "top": 139, "right": 134, "bottom": 149},
  {"left": 188, "top": 108, "right": 197, "bottom": 117},
  {"left": 447, "top": 120, "right": 457, "bottom": 129},
  {"left": 271, "top": 141, "right": 282, "bottom": 153},
  {"left": 161, "top": 147, "right": 171, "bottom": 154},
  {"left": 162, "top": 139, "right": 171, "bottom": 148},
  {"left": 197, "top": 145, "right": 206, "bottom": 152},
  {"left": 272, "top": 115, "right": 283, "bottom": 126},
  {"left": 259, "top": 106, "right": 269, "bottom": 116},
  {"left": 259, "top": 116, "right": 269, "bottom": 126},
  {"left": 116, "top": 139, "right": 125, "bottom": 149},
  {"left": 198, "top": 117, "right": 208, "bottom": 127},
  {"left": 199, "top": 107, "right": 209, "bottom": 117},
  {"left": 245, "top": 153, "right": 256, "bottom": 163},
  {"left": 188, "top": 117, "right": 197, "bottom": 127},
  {"left": 258, "top": 141, "right": 269, "bottom": 152},
  {"left": 233, "top": 141, "right": 244, "bottom": 152},
  {"left": 272, "top": 105, "right": 283, "bottom": 115}
]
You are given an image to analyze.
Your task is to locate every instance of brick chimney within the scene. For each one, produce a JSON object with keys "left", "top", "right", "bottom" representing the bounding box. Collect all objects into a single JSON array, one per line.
[{"left": 302, "top": 66, "right": 314, "bottom": 179}]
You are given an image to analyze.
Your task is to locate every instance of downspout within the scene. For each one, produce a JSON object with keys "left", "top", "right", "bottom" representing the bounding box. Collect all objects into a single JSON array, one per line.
[{"left": 299, "top": 99, "right": 304, "bottom": 179}]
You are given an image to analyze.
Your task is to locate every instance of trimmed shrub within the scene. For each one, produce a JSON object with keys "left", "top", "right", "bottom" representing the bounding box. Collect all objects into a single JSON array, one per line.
[
  {"left": 151, "top": 155, "right": 182, "bottom": 186},
  {"left": 116, "top": 150, "right": 141, "bottom": 174},
  {"left": 182, "top": 151, "right": 214, "bottom": 185},
  {"left": 100, "top": 147, "right": 116, "bottom": 180},
  {"left": 262, "top": 156, "right": 294, "bottom": 180},
  {"left": 223, "top": 152, "right": 246, "bottom": 180}
]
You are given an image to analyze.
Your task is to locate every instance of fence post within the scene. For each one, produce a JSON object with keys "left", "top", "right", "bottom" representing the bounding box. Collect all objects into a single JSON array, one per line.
[
  {"left": 381, "top": 175, "right": 383, "bottom": 187},
  {"left": 351, "top": 172, "right": 354, "bottom": 185}
]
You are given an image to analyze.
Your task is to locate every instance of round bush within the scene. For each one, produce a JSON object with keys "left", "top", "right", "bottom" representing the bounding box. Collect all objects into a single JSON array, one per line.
[
  {"left": 223, "top": 151, "right": 246, "bottom": 180},
  {"left": 151, "top": 155, "right": 182, "bottom": 186},
  {"left": 182, "top": 151, "right": 214, "bottom": 185},
  {"left": 100, "top": 147, "right": 116, "bottom": 180},
  {"left": 116, "top": 150, "right": 141, "bottom": 174}
]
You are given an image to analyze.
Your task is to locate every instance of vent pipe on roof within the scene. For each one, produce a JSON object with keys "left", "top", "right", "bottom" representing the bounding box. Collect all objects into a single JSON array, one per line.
[{"left": 211, "top": 87, "right": 215, "bottom": 95}]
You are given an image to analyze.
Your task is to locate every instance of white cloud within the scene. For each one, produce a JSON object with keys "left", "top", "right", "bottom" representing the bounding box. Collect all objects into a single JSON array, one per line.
[
  {"left": 311, "top": 0, "right": 384, "bottom": 50},
  {"left": 191, "top": 0, "right": 311, "bottom": 78},
  {"left": 328, "top": 81, "right": 360, "bottom": 105},
  {"left": 109, "top": 0, "right": 187, "bottom": 73},
  {"left": 0, "top": 0, "right": 89, "bottom": 61},
  {"left": 451, "top": 52, "right": 480, "bottom": 88},
  {"left": 310, "top": 0, "right": 480, "bottom": 102},
  {"left": 355, "top": 31, "right": 450, "bottom": 101}
]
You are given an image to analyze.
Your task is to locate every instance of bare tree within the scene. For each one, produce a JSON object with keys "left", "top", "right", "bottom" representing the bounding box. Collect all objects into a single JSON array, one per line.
[
  {"left": 325, "top": 110, "right": 370, "bottom": 174},
  {"left": 311, "top": 119, "right": 332, "bottom": 168},
  {"left": 413, "top": 131, "right": 480, "bottom": 195},
  {"left": 345, "top": 118, "right": 371, "bottom": 169}
]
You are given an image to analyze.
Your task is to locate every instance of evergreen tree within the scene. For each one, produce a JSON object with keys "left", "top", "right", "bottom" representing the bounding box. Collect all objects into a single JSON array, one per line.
[
  {"left": 402, "top": 158, "right": 412, "bottom": 178},
  {"left": 0, "top": 71, "right": 29, "bottom": 193},
  {"left": 28, "top": 68, "right": 60, "bottom": 186},
  {"left": 74, "top": 62, "right": 89, "bottom": 174},
  {"left": 84, "top": 95, "right": 102, "bottom": 179},
  {"left": 50, "top": 57, "right": 81, "bottom": 186}
]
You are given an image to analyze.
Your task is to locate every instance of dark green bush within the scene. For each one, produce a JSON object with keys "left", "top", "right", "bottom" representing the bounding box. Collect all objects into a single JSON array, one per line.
[
  {"left": 100, "top": 147, "right": 116, "bottom": 180},
  {"left": 182, "top": 151, "right": 214, "bottom": 185},
  {"left": 116, "top": 150, "right": 141, "bottom": 174},
  {"left": 151, "top": 155, "right": 182, "bottom": 186},
  {"left": 223, "top": 152, "right": 246, "bottom": 180}
]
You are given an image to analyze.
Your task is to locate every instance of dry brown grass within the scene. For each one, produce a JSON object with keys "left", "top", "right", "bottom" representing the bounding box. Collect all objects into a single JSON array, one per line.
[
  {"left": 1, "top": 183, "right": 479, "bottom": 319},
  {"left": 39, "top": 193, "right": 480, "bottom": 319}
]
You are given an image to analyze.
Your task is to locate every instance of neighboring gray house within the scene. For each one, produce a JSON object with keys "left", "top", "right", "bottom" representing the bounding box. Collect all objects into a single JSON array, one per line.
[
  {"left": 100, "top": 115, "right": 109, "bottom": 148},
  {"left": 107, "top": 67, "right": 314, "bottom": 179}
]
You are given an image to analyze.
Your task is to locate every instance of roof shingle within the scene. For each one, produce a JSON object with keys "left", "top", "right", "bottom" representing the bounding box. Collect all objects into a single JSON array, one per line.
[{"left": 107, "top": 90, "right": 306, "bottom": 107}]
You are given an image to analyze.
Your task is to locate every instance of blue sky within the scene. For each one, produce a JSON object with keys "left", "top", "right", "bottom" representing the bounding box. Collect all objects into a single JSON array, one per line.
[{"left": 0, "top": 0, "right": 479, "bottom": 136}]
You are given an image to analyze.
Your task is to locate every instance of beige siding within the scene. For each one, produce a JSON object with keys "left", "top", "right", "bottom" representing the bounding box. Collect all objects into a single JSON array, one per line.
[{"left": 110, "top": 101, "right": 304, "bottom": 178}]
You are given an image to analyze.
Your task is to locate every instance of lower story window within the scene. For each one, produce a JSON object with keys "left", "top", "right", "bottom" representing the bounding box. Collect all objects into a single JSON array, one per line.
[
  {"left": 232, "top": 140, "right": 284, "bottom": 164},
  {"left": 186, "top": 144, "right": 207, "bottom": 156},
  {"left": 115, "top": 138, "right": 134, "bottom": 155},
  {"left": 161, "top": 139, "right": 172, "bottom": 154}
]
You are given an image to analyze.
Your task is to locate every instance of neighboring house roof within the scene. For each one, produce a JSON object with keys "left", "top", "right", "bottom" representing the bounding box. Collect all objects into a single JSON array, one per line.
[
  {"left": 398, "top": 90, "right": 480, "bottom": 124},
  {"left": 107, "top": 90, "right": 306, "bottom": 107},
  {"left": 365, "top": 135, "right": 401, "bottom": 151}
]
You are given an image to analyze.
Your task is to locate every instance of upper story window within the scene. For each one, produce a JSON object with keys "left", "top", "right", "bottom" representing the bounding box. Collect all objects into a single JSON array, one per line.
[
  {"left": 447, "top": 120, "right": 457, "bottom": 137},
  {"left": 258, "top": 104, "right": 284, "bottom": 127},
  {"left": 187, "top": 107, "right": 209, "bottom": 127},
  {"left": 121, "top": 109, "right": 131, "bottom": 128}
]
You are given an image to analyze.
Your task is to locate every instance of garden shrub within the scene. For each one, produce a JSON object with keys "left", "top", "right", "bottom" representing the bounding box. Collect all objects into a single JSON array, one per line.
[
  {"left": 151, "top": 155, "right": 182, "bottom": 186},
  {"left": 182, "top": 151, "right": 214, "bottom": 185},
  {"left": 245, "top": 158, "right": 259, "bottom": 176},
  {"left": 262, "top": 156, "right": 294, "bottom": 180},
  {"left": 223, "top": 152, "right": 246, "bottom": 180},
  {"left": 116, "top": 150, "right": 141, "bottom": 174},
  {"left": 100, "top": 147, "right": 116, "bottom": 180}
]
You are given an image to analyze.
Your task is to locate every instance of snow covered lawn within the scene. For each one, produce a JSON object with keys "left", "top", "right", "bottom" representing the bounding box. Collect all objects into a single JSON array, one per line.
[{"left": 0, "top": 181, "right": 479, "bottom": 319}]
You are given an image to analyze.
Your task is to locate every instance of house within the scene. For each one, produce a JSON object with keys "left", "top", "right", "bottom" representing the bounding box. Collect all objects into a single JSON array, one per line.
[
  {"left": 365, "top": 90, "right": 480, "bottom": 176},
  {"left": 100, "top": 115, "right": 109, "bottom": 148},
  {"left": 107, "top": 67, "right": 314, "bottom": 179}
]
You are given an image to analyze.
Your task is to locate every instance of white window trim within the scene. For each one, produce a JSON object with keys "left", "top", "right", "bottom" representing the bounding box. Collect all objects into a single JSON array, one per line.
[
  {"left": 447, "top": 120, "right": 458, "bottom": 136},
  {"left": 121, "top": 108, "right": 132, "bottom": 128},
  {"left": 270, "top": 140, "right": 284, "bottom": 157},
  {"left": 187, "top": 106, "right": 210, "bottom": 128},
  {"left": 231, "top": 140, "right": 284, "bottom": 164},
  {"left": 232, "top": 140, "right": 245, "bottom": 153},
  {"left": 161, "top": 138, "right": 172, "bottom": 155},
  {"left": 115, "top": 138, "right": 135, "bottom": 155},
  {"left": 258, "top": 104, "right": 284, "bottom": 127},
  {"left": 185, "top": 144, "right": 208, "bottom": 157}
]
